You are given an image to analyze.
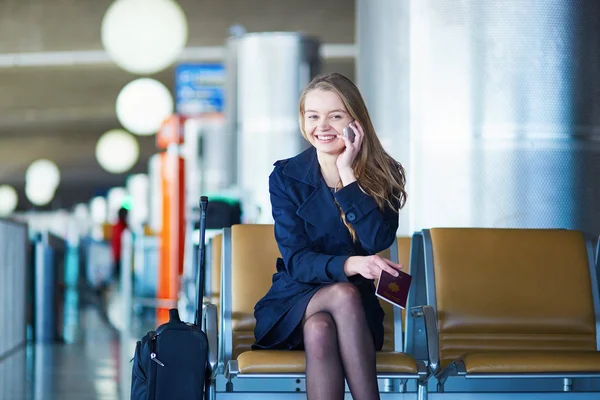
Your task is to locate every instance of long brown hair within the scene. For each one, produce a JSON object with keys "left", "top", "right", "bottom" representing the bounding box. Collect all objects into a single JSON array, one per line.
[{"left": 298, "top": 73, "right": 407, "bottom": 240}]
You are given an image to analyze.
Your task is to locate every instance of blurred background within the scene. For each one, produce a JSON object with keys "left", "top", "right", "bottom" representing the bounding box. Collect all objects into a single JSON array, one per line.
[
  {"left": 1, "top": 0, "right": 599, "bottom": 399},
  {"left": 0, "top": 0, "right": 355, "bottom": 224}
]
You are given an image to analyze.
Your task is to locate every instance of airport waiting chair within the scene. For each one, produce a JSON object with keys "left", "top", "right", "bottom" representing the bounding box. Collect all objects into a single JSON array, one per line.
[
  {"left": 377, "top": 236, "right": 413, "bottom": 354},
  {"left": 408, "top": 228, "right": 600, "bottom": 393},
  {"left": 207, "top": 230, "right": 408, "bottom": 365},
  {"left": 395, "top": 236, "right": 413, "bottom": 333},
  {"left": 206, "top": 233, "right": 223, "bottom": 307},
  {"left": 220, "top": 224, "right": 428, "bottom": 398}
]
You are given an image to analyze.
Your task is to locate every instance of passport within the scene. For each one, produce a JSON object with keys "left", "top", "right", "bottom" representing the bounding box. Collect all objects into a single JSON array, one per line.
[{"left": 375, "top": 269, "right": 412, "bottom": 309}]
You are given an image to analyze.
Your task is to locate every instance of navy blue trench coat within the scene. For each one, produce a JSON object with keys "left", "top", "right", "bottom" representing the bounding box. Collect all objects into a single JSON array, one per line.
[{"left": 253, "top": 147, "right": 400, "bottom": 351}]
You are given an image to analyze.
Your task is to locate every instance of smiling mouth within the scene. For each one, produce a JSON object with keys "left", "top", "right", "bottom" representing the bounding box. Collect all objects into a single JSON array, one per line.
[{"left": 315, "top": 135, "right": 337, "bottom": 142}]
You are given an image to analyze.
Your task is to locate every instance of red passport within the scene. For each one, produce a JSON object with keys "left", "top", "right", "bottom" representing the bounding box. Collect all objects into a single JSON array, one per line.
[{"left": 375, "top": 269, "right": 412, "bottom": 309}]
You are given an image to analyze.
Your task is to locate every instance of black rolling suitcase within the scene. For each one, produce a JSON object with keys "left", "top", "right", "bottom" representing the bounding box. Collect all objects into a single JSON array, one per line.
[{"left": 131, "top": 196, "right": 211, "bottom": 400}]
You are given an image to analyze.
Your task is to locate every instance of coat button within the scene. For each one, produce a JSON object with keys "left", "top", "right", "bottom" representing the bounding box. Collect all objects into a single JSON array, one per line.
[
  {"left": 347, "top": 247, "right": 355, "bottom": 255},
  {"left": 347, "top": 212, "right": 356, "bottom": 222}
]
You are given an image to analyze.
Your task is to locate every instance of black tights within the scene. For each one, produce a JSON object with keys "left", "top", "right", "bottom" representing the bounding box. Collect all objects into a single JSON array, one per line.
[{"left": 302, "top": 283, "right": 379, "bottom": 400}]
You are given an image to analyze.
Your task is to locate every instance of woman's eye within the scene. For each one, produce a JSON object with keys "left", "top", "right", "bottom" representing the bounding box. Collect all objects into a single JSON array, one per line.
[
  {"left": 331, "top": 115, "right": 342, "bottom": 119},
  {"left": 307, "top": 115, "right": 318, "bottom": 120}
]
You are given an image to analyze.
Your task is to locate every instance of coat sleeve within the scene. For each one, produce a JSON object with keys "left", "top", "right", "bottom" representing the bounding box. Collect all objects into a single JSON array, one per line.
[
  {"left": 333, "top": 181, "right": 400, "bottom": 254},
  {"left": 270, "top": 168, "right": 350, "bottom": 284}
]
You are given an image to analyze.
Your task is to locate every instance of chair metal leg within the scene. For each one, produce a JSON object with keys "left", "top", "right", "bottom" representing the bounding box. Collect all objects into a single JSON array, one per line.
[
  {"left": 398, "top": 379, "right": 408, "bottom": 393},
  {"left": 382, "top": 378, "right": 394, "bottom": 392},
  {"left": 436, "top": 380, "right": 444, "bottom": 393},
  {"left": 207, "top": 380, "right": 216, "bottom": 400},
  {"left": 417, "top": 381, "right": 428, "bottom": 400},
  {"left": 563, "top": 378, "right": 573, "bottom": 392}
]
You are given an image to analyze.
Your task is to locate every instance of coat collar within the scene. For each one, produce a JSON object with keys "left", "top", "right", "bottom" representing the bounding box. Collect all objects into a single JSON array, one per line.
[
  {"left": 281, "top": 147, "right": 321, "bottom": 187},
  {"left": 280, "top": 147, "right": 352, "bottom": 244}
]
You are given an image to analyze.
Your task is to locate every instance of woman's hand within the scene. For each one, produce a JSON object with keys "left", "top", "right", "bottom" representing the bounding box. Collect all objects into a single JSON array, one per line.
[
  {"left": 343, "top": 255, "right": 403, "bottom": 280},
  {"left": 336, "top": 120, "right": 364, "bottom": 185}
]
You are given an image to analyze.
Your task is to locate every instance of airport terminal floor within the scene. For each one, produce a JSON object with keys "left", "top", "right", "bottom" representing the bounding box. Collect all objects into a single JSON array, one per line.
[{"left": 0, "top": 286, "right": 142, "bottom": 400}]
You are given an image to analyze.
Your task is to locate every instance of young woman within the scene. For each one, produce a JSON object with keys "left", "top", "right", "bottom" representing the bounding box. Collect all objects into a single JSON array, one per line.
[{"left": 253, "top": 72, "right": 407, "bottom": 400}]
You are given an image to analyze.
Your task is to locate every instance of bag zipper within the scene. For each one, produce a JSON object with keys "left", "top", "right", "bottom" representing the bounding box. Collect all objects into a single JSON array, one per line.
[{"left": 149, "top": 331, "right": 165, "bottom": 367}]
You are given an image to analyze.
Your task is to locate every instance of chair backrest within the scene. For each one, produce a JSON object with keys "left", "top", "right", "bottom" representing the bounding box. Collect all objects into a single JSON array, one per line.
[
  {"left": 426, "top": 228, "right": 599, "bottom": 368},
  {"left": 396, "top": 237, "right": 412, "bottom": 332},
  {"left": 377, "top": 247, "right": 394, "bottom": 351},
  {"left": 228, "top": 224, "right": 281, "bottom": 359},
  {"left": 377, "top": 237, "right": 412, "bottom": 352},
  {"left": 375, "top": 237, "right": 411, "bottom": 351},
  {"left": 210, "top": 233, "right": 222, "bottom": 304}
]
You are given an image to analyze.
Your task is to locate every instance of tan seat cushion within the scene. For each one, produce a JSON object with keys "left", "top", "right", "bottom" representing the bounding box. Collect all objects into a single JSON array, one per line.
[
  {"left": 237, "top": 350, "right": 418, "bottom": 374},
  {"left": 462, "top": 351, "right": 600, "bottom": 374},
  {"left": 375, "top": 352, "right": 419, "bottom": 374}
]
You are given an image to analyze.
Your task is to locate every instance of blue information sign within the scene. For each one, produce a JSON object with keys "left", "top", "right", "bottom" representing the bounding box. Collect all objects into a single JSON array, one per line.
[{"left": 175, "top": 63, "right": 225, "bottom": 115}]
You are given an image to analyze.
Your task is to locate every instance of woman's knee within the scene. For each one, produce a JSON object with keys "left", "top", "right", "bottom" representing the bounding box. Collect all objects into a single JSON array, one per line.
[
  {"left": 327, "top": 282, "right": 362, "bottom": 310},
  {"left": 303, "top": 312, "right": 337, "bottom": 356}
]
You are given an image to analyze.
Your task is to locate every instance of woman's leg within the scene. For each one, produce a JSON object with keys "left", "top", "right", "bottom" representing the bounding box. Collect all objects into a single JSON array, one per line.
[
  {"left": 304, "top": 283, "right": 380, "bottom": 400},
  {"left": 302, "top": 312, "right": 344, "bottom": 400}
]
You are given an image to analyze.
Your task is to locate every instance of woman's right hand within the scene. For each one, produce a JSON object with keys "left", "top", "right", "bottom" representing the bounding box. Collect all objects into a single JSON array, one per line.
[{"left": 343, "top": 255, "right": 403, "bottom": 280}]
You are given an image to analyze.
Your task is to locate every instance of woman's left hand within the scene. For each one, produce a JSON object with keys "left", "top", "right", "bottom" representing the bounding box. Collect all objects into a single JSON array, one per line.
[{"left": 336, "top": 120, "right": 364, "bottom": 183}]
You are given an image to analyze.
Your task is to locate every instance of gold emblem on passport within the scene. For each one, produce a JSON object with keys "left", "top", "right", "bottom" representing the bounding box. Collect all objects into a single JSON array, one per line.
[{"left": 388, "top": 282, "right": 400, "bottom": 293}]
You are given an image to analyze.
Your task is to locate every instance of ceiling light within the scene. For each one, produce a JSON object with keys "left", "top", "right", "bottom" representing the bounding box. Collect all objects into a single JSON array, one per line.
[
  {"left": 116, "top": 78, "right": 173, "bottom": 136},
  {"left": 101, "top": 0, "right": 188, "bottom": 75},
  {"left": 25, "top": 183, "right": 55, "bottom": 206},
  {"left": 25, "top": 159, "right": 60, "bottom": 190},
  {"left": 0, "top": 185, "right": 18, "bottom": 216},
  {"left": 96, "top": 129, "right": 140, "bottom": 174}
]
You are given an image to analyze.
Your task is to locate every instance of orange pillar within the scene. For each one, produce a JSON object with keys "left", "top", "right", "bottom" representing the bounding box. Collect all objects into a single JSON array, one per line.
[{"left": 156, "top": 116, "right": 186, "bottom": 324}]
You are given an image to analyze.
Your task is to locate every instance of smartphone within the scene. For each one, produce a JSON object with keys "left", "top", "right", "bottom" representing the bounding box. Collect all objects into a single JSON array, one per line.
[{"left": 343, "top": 124, "right": 356, "bottom": 143}]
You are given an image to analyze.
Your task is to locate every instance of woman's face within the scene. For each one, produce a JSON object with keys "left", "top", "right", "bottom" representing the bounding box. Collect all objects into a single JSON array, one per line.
[{"left": 303, "top": 89, "right": 353, "bottom": 155}]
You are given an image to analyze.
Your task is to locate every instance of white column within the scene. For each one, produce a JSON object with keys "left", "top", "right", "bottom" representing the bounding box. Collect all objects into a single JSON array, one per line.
[
  {"left": 358, "top": 0, "right": 599, "bottom": 234},
  {"left": 236, "top": 33, "right": 320, "bottom": 223},
  {"left": 356, "top": 0, "right": 411, "bottom": 234}
]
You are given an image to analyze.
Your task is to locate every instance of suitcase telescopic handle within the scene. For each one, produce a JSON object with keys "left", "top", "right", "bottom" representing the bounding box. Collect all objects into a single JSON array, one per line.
[{"left": 195, "top": 196, "right": 209, "bottom": 326}]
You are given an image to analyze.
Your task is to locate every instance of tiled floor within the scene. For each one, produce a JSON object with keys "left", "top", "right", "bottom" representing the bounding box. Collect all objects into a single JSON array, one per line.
[{"left": 0, "top": 287, "right": 146, "bottom": 400}]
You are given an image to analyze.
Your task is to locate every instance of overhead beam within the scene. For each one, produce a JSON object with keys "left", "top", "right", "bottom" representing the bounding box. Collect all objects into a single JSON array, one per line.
[{"left": 0, "top": 44, "right": 356, "bottom": 68}]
